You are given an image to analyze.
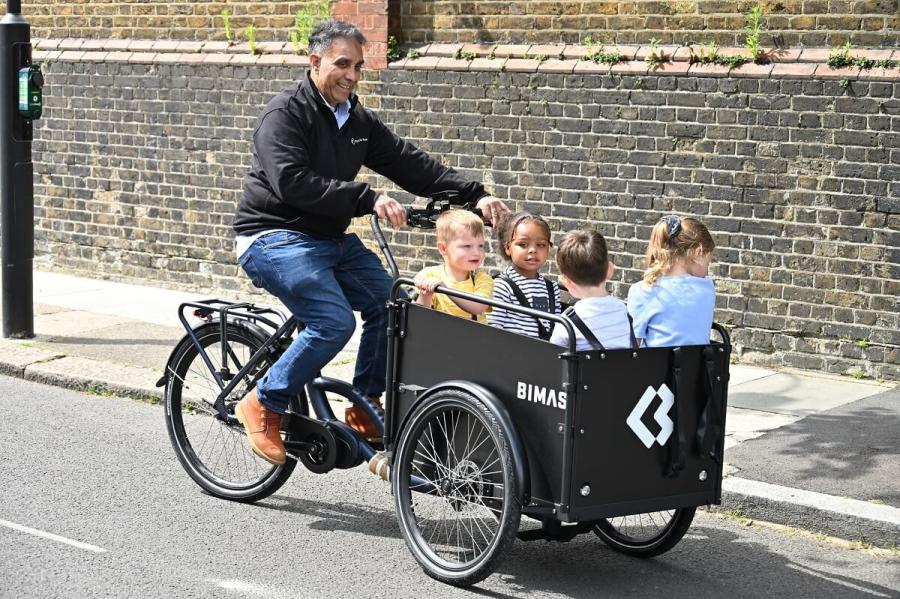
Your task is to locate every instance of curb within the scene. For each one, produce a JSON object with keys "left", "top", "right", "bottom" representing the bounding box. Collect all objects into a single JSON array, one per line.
[
  {"left": 718, "top": 477, "right": 900, "bottom": 548},
  {"left": 0, "top": 341, "right": 163, "bottom": 404}
]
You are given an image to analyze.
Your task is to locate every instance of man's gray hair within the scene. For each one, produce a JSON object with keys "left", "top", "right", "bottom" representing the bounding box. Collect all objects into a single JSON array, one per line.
[{"left": 308, "top": 19, "right": 367, "bottom": 55}]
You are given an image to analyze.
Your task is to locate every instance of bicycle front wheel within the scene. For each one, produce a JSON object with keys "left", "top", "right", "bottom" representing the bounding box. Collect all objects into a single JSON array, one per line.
[
  {"left": 393, "top": 389, "right": 521, "bottom": 587},
  {"left": 164, "top": 322, "right": 298, "bottom": 502}
]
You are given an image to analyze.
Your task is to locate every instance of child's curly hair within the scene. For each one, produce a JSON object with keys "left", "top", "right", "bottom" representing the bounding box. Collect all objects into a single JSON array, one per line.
[
  {"left": 494, "top": 211, "right": 552, "bottom": 262},
  {"left": 644, "top": 215, "right": 715, "bottom": 285}
]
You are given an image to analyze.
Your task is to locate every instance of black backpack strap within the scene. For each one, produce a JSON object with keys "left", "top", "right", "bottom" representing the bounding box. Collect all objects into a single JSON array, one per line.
[
  {"left": 545, "top": 278, "right": 556, "bottom": 315},
  {"left": 696, "top": 346, "right": 724, "bottom": 462},
  {"left": 665, "top": 347, "right": 687, "bottom": 477},
  {"left": 627, "top": 313, "right": 639, "bottom": 350},
  {"left": 469, "top": 271, "right": 477, "bottom": 320},
  {"left": 563, "top": 306, "right": 605, "bottom": 351},
  {"left": 497, "top": 274, "right": 551, "bottom": 340}
]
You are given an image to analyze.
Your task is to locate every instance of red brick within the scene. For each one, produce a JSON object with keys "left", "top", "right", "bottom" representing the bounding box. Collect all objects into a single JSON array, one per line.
[
  {"left": 573, "top": 61, "right": 609, "bottom": 74},
  {"left": 469, "top": 57, "right": 505, "bottom": 72},
  {"left": 610, "top": 60, "right": 649, "bottom": 75},
  {"left": 688, "top": 63, "right": 733, "bottom": 78},
  {"left": 799, "top": 48, "right": 831, "bottom": 62},
  {"left": 765, "top": 48, "right": 803, "bottom": 62},
  {"left": 815, "top": 65, "right": 860, "bottom": 80},
  {"left": 536, "top": 58, "right": 578, "bottom": 73},
  {"left": 857, "top": 67, "right": 900, "bottom": 82},
  {"left": 491, "top": 44, "right": 532, "bottom": 58},
  {"left": 730, "top": 63, "right": 773, "bottom": 78},
  {"left": 427, "top": 43, "right": 464, "bottom": 57},
  {"left": 770, "top": 63, "right": 818, "bottom": 79},
  {"left": 504, "top": 58, "right": 541, "bottom": 72},
  {"left": 403, "top": 56, "right": 440, "bottom": 70},
  {"left": 647, "top": 60, "right": 692, "bottom": 75},
  {"left": 435, "top": 57, "right": 471, "bottom": 71}
]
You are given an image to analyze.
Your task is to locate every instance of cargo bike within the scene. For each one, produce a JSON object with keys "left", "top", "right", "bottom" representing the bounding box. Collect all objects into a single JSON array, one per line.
[{"left": 159, "top": 196, "right": 731, "bottom": 587}]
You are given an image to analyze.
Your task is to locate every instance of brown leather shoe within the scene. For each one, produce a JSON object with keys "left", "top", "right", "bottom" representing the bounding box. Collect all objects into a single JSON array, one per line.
[
  {"left": 345, "top": 396, "right": 383, "bottom": 442},
  {"left": 235, "top": 389, "right": 286, "bottom": 465}
]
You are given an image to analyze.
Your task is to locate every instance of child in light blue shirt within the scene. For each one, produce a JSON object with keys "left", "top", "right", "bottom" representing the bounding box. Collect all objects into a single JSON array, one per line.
[{"left": 628, "top": 215, "right": 716, "bottom": 347}]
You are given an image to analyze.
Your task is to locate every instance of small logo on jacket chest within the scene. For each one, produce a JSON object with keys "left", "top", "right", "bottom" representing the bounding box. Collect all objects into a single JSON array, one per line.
[{"left": 351, "top": 137, "right": 368, "bottom": 145}]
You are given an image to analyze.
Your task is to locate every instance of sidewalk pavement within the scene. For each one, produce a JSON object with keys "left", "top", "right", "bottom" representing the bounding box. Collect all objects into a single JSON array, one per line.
[{"left": 1, "top": 270, "right": 898, "bottom": 547}]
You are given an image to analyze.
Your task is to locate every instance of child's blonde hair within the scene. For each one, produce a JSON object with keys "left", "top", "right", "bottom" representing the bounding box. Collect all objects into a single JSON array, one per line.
[
  {"left": 556, "top": 229, "right": 610, "bottom": 286},
  {"left": 494, "top": 211, "right": 552, "bottom": 262},
  {"left": 436, "top": 209, "right": 484, "bottom": 244},
  {"left": 644, "top": 215, "right": 715, "bottom": 285}
]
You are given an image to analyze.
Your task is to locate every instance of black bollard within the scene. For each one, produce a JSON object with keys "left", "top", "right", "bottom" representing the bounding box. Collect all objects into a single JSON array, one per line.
[{"left": 0, "top": 0, "right": 41, "bottom": 338}]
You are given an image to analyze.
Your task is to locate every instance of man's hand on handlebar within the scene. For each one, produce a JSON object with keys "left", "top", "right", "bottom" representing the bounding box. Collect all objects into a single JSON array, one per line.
[
  {"left": 475, "top": 195, "right": 510, "bottom": 227},
  {"left": 374, "top": 194, "right": 408, "bottom": 228}
]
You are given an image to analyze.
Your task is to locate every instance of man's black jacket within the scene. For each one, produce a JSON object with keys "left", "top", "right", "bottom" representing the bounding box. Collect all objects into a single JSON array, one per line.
[{"left": 233, "top": 72, "right": 487, "bottom": 238}]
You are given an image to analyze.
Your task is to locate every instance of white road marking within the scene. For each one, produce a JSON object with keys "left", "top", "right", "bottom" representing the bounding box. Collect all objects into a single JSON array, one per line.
[
  {"left": 214, "top": 579, "right": 281, "bottom": 598},
  {"left": 0, "top": 518, "right": 107, "bottom": 553}
]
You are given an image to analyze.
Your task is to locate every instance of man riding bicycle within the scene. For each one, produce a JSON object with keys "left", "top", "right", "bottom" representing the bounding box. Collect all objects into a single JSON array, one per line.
[{"left": 231, "top": 19, "right": 508, "bottom": 464}]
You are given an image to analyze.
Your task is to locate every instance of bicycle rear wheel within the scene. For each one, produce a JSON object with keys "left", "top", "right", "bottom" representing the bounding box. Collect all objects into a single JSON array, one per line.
[
  {"left": 164, "top": 322, "right": 299, "bottom": 502},
  {"left": 393, "top": 389, "right": 521, "bottom": 587},
  {"left": 593, "top": 507, "right": 695, "bottom": 557}
]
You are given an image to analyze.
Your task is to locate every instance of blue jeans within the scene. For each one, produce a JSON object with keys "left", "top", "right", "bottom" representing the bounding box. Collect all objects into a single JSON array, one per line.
[{"left": 238, "top": 231, "right": 392, "bottom": 414}]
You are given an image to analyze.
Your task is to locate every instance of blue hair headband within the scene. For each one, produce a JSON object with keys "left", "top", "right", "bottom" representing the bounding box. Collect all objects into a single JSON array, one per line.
[{"left": 660, "top": 214, "right": 682, "bottom": 238}]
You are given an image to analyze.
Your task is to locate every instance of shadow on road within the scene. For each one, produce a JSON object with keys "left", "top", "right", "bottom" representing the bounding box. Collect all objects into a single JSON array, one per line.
[{"left": 256, "top": 494, "right": 402, "bottom": 540}]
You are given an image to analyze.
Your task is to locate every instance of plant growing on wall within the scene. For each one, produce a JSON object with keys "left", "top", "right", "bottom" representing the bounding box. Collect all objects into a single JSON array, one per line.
[
  {"left": 387, "top": 36, "right": 402, "bottom": 62},
  {"left": 245, "top": 24, "right": 257, "bottom": 55},
  {"left": 744, "top": 3, "right": 766, "bottom": 64},
  {"left": 292, "top": 0, "right": 331, "bottom": 54},
  {"left": 645, "top": 38, "right": 669, "bottom": 68},
  {"left": 828, "top": 40, "right": 898, "bottom": 70},
  {"left": 222, "top": 9, "right": 234, "bottom": 43}
]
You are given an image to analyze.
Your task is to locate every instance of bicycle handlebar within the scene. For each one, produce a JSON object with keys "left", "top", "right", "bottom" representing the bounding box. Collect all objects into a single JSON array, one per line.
[{"left": 370, "top": 192, "right": 487, "bottom": 279}]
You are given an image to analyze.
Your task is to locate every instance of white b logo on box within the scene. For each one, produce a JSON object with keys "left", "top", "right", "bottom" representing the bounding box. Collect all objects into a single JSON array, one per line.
[{"left": 626, "top": 385, "right": 675, "bottom": 448}]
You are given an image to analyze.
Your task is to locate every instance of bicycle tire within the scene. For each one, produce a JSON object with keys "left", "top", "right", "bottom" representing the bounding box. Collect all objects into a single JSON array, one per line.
[
  {"left": 393, "top": 389, "right": 521, "bottom": 587},
  {"left": 164, "top": 321, "right": 299, "bottom": 502},
  {"left": 593, "top": 507, "right": 696, "bottom": 557}
]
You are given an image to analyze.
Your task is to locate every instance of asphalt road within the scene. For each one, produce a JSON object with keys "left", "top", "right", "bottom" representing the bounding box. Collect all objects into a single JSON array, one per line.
[{"left": 1, "top": 376, "right": 897, "bottom": 599}]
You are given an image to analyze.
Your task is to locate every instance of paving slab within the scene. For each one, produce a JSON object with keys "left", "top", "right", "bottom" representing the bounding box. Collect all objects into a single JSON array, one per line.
[
  {"left": 30, "top": 321, "right": 182, "bottom": 371},
  {"left": 728, "top": 371, "right": 886, "bottom": 416},
  {"left": 729, "top": 364, "right": 777, "bottom": 386},
  {"left": 724, "top": 406, "right": 801, "bottom": 448},
  {"left": 33, "top": 309, "right": 133, "bottom": 338}
]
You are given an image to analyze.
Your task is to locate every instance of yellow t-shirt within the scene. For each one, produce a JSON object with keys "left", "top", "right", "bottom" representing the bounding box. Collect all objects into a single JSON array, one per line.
[{"left": 418, "top": 265, "right": 494, "bottom": 323}]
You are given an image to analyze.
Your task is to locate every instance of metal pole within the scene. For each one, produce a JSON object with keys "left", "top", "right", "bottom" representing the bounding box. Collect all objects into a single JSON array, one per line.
[{"left": 0, "top": 0, "right": 34, "bottom": 338}]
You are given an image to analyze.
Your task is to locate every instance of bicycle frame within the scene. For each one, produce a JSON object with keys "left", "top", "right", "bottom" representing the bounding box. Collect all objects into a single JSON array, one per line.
[{"left": 174, "top": 299, "right": 298, "bottom": 422}]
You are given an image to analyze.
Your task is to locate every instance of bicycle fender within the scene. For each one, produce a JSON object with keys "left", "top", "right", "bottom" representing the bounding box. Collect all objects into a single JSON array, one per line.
[
  {"left": 412, "top": 380, "right": 531, "bottom": 506},
  {"left": 156, "top": 320, "right": 271, "bottom": 388}
]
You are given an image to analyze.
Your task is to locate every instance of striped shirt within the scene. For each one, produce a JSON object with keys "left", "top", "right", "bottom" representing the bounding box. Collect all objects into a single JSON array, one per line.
[{"left": 488, "top": 266, "right": 562, "bottom": 338}]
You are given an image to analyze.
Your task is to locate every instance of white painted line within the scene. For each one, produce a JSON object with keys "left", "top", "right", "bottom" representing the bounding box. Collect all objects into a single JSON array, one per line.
[
  {"left": 722, "top": 478, "right": 900, "bottom": 524},
  {"left": 0, "top": 518, "right": 107, "bottom": 553},
  {"left": 214, "top": 579, "right": 280, "bottom": 598}
]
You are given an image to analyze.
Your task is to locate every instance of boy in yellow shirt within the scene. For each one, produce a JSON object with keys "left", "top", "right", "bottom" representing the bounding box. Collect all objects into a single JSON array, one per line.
[{"left": 414, "top": 210, "right": 493, "bottom": 322}]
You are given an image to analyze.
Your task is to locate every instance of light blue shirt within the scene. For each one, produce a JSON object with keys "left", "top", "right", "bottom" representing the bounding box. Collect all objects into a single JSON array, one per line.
[
  {"left": 319, "top": 91, "right": 351, "bottom": 129},
  {"left": 627, "top": 275, "right": 716, "bottom": 347}
]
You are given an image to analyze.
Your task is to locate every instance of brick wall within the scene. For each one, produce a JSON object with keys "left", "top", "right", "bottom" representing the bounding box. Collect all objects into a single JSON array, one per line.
[
  {"left": 10, "top": 1, "right": 900, "bottom": 48},
  {"left": 400, "top": 1, "right": 900, "bottom": 47},
  {"left": 31, "top": 51, "right": 899, "bottom": 380}
]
